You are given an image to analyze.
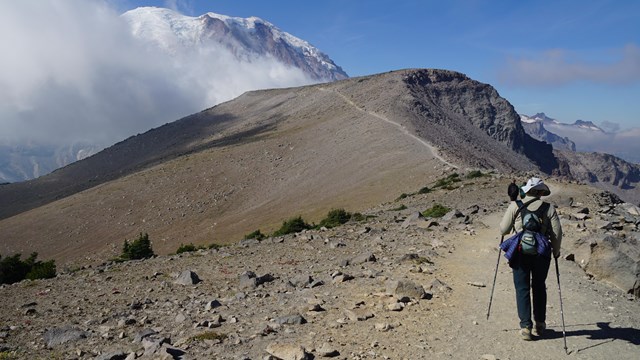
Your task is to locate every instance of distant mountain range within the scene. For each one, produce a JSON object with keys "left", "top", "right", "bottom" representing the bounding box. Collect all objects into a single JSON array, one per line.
[
  {"left": 520, "top": 112, "right": 640, "bottom": 164},
  {"left": 0, "top": 7, "right": 347, "bottom": 184}
]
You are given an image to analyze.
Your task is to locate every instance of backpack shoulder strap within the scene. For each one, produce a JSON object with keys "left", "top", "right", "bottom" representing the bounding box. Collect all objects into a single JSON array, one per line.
[
  {"left": 509, "top": 199, "right": 537, "bottom": 231},
  {"left": 514, "top": 198, "right": 537, "bottom": 219}
]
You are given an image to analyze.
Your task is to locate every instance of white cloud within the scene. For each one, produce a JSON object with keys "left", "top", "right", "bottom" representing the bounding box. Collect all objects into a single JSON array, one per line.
[
  {"left": 0, "top": 0, "right": 314, "bottom": 148},
  {"left": 499, "top": 44, "right": 640, "bottom": 86},
  {"left": 544, "top": 123, "right": 640, "bottom": 163}
]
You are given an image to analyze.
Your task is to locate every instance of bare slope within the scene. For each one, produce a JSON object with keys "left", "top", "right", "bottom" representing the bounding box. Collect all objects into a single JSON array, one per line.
[{"left": 1, "top": 69, "right": 550, "bottom": 265}]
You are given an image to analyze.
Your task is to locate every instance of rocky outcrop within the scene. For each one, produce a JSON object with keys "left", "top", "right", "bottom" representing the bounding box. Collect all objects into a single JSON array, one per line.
[
  {"left": 562, "top": 191, "right": 640, "bottom": 296},
  {"left": 555, "top": 151, "right": 640, "bottom": 205},
  {"left": 403, "top": 69, "right": 558, "bottom": 173}
]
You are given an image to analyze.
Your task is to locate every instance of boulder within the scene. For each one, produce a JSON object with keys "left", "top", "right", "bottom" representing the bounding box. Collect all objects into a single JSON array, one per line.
[
  {"left": 385, "top": 280, "right": 427, "bottom": 300},
  {"left": 43, "top": 327, "right": 88, "bottom": 347},
  {"left": 585, "top": 235, "right": 640, "bottom": 297},
  {"left": 174, "top": 270, "right": 201, "bottom": 285}
]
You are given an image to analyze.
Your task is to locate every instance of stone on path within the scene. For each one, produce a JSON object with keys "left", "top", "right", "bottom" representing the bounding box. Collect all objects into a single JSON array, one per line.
[
  {"left": 266, "top": 342, "right": 311, "bottom": 360},
  {"left": 385, "top": 279, "right": 427, "bottom": 300}
]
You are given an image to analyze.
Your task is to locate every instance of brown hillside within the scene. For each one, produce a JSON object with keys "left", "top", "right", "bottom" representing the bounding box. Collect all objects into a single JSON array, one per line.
[{"left": 0, "top": 69, "right": 585, "bottom": 266}]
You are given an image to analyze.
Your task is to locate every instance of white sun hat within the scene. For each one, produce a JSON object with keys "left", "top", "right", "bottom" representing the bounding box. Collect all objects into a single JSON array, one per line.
[{"left": 521, "top": 177, "right": 551, "bottom": 196}]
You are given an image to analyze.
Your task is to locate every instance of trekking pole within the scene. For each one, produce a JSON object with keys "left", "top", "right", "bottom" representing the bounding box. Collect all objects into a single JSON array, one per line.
[
  {"left": 554, "top": 257, "right": 568, "bottom": 354},
  {"left": 486, "top": 235, "right": 504, "bottom": 320}
]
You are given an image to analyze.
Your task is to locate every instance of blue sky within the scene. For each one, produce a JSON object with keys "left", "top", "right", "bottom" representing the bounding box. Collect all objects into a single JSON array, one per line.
[{"left": 119, "top": 0, "right": 639, "bottom": 130}]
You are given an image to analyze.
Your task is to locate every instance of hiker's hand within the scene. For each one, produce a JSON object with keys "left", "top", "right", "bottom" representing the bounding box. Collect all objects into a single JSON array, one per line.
[{"left": 553, "top": 251, "right": 561, "bottom": 259}]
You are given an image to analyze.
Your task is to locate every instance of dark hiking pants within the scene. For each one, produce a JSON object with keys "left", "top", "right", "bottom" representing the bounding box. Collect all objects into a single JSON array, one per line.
[{"left": 512, "top": 254, "right": 551, "bottom": 329}]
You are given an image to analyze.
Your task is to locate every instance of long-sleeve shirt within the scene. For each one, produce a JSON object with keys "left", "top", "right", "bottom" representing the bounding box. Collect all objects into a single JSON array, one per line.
[{"left": 499, "top": 196, "right": 563, "bottom": 257}]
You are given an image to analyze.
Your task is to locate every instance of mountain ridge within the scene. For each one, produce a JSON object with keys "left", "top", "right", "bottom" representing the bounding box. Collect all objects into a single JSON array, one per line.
[{"left": 1, "top": 69, "right": 638, "bottom": 266}]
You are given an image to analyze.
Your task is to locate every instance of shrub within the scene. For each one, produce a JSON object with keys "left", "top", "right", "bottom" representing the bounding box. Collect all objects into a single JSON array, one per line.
[
  {"left": 465, "top": 170, "right": 487, "bottom": 179},
  {"left": 421, "top": 203, "right": 451, "bottom": 218},
  {"left": 434, "top": 173, "right": 460, "bottom": 188},
  {"left": 396, "top": 193, "right": 410, "bottom": 201},
  {"left": 176, "top": 243, "right": 206, "bottom": 254},
  {"left": 351, "top": 212, "right": 367, "bottom": 222},
  {"left": 272, "top": 216, "right": 312, "bottom": 237},
  {"left": 319, "top": 209, "right": 352, "bottom": 228},
  {"left": 121, "top": 233, "right": 154, "bottom": 260},
  {"left": 189, "top": 331, "right": 227, "bottom": 343},
  {"left": 243, "top": 230, "right": 266, "bottom": 241},
  {"left": 418, "top": 186, "right": 431, "bottom": 194},
  {"left": 26, "top": 260, "right": 56, "bottom": 280},
  {"left": 0, "top": 252, "right": 56, "bottom": 285}
]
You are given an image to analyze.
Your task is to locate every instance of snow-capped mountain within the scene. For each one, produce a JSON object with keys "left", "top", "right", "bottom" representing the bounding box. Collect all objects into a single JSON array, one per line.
[
  {"left": 2, "top": 6, "right": 350, "bottom": 184},
  {"left": 121, "top": 7, "right": 348, "bottom": 82},
  {"left": 520, "top": 113, "right": 605, "bottom": 132}
]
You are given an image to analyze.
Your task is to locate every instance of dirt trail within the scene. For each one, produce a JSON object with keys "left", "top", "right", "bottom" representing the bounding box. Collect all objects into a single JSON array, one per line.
[
  {"left": 317, "top": 86, "right": 458, "bottom": 169},
  {"left": 425, "top": 202, "right": 640, "bottom": 359}
]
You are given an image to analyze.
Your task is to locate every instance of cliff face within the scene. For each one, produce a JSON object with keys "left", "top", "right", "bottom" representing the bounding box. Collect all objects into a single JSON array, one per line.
[
  {"left": 402, "top": 69, "right": 557, "bottom": 173},
  {"left": 555, "top": 150, "right": 640, "bottom": 205}
]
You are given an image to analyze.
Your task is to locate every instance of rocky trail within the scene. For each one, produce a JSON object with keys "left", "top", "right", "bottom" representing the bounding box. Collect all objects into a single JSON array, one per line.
[{"left": 1, "top": 177, "right": 638, "bottom": 359}]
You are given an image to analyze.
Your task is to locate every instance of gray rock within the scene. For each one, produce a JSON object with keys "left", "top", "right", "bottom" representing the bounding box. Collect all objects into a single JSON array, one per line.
[
  {"left": 385, "top": 280, "right": 427, "bottom": 300},
  {"left": 43, "top": 326, "right": 88, "bottom": 347},
  {"left": 288, "top": 274, "right": 312, "bottom": 288},
  {"left": 442, "top": 209, "right": 464, "bottom": 221},
  {"left": 239, "top": 271, "right": 258, "bottom": 290},
  {"left": 274, "top": 314, "right": 307, "bottom": 325},
  {"left": 266, "top": 342, "right": 311, "bottom": 360},
  {"left": 317, "top": 342, "right": 340, "bottom": 357},
  {"left": 174, "top": 270, "right": 201, "bottom": 285},
  {"left": 134, "top": 328, "right": 158, "bottom": 343},
  {"left": 205, "top": 299, "right": 222, "bottom": 311},
  {"left": 583, "top": 235, "right": 640, "bottom": 297},
  {"left": 401, "top": 212, "right": 425, "bottom": 228},
  {"left": 430, "top": 278, "right": 452, "bottom": 293},
  {"left": 95, "top": 350, "right": 128, "bottom": 360},
  {"left": 344, "top": 308, "right": 375, "bottom": 321},
  {"left": 240, "top": 271, "right": 275, "bottom": 289},
  {"left": 352, "top": 252, "right": 376, "bottom": 264}
]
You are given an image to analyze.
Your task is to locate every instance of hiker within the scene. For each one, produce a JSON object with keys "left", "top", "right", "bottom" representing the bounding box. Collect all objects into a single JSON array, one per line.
[{"left": 499, "top": 177, "right": 562, "bottom": 340}]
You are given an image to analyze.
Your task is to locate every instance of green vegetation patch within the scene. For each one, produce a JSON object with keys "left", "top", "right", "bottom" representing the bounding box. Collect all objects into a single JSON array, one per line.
[
  {"left": 421, "top": 203, "right": 451, "bottom": 218},
  {"left": 0, "top": 252, "right": 56, "bottom": 285},
  {"left": 272, "top": 216, "right": 312, "bottom": 237},
  {"left": 243, "top": 230, "right": 266, "bottom": 241},
  {"left": 176, "top": 243, "right": 207, "bottom": 254},
  {"left": 318, "top": 209, "right": 352, "bottom": 229},
  {"left": 465, "top": 170, "right": 489, "bottom": 179},
  {"left": 119, "top": 233, "right": 155, "bottom": 261},
  {"left": 433, "top": 173, "right": 461, "bottom": 189}
]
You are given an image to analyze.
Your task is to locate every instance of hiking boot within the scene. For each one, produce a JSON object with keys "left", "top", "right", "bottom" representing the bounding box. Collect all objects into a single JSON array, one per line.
[
  {"left": 534, "top": 322, "right": 546, "bottom": 337},
  {"left": 520, "top": 327, "right": 532, "bottom": 341}
]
